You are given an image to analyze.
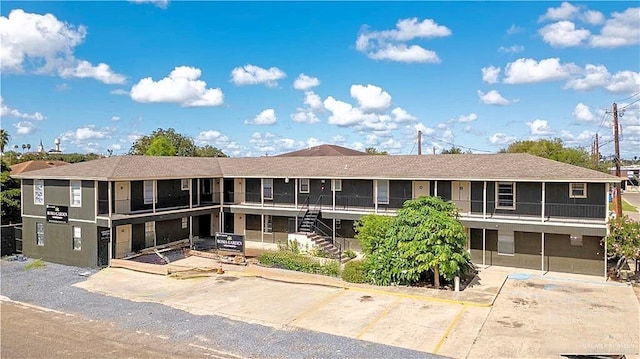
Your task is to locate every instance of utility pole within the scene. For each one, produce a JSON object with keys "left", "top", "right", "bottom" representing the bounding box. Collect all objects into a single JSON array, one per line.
[
  {"left": 595, "top": 133, "right": 599, "bottom": 169},
  {"left": 417, "top": 130, "right": 422, "bottom": 155},
  {"left": 613, "top": 102, "right": 623, "bottom": 217}
]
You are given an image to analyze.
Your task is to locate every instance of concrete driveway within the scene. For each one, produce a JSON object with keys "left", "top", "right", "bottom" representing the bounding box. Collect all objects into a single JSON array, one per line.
[{"left": 74, "top": 262, "right": 639, "bottom": 359}]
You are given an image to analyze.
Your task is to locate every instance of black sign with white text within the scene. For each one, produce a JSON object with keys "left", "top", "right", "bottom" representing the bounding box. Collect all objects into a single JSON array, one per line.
[
  {"left": 46, "top": 204, "right": 69, "bottom": 224},
  {"left": 214, "top": 233, "right": 244, "bottom": 254}
]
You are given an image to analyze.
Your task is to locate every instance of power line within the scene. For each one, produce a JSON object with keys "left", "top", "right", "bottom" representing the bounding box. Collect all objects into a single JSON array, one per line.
[
  {"left": 619, "top": 97, "right": 640, "bottom": 111},
  {"left": 422, "top": 133, "right": 493, "bottom": 153},
  {"left": 616, "top": 91, "right": 640, "bottom": 103}
]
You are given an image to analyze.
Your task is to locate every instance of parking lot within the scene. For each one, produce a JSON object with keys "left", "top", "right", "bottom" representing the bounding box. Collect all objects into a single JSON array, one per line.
[{"left": 74, "top": 262, "right": 640, "bottom": 359}]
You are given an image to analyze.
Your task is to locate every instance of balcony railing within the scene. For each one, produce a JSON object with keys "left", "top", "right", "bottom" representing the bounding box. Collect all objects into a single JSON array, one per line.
[{"left": 467, "top": 200, "right": 605, "bottom": 221}]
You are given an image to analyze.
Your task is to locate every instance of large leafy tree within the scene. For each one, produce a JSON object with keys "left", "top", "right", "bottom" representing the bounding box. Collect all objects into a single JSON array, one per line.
[
  {"left": 365, "top": 147, "right": 388, "bottom": 155},
  {"left": 129, "top": 128, "right": 227, "bottom": 157},
  {"left": 500, "top": 138, "right": 591, "bottom": 168},
  {"left": 1, "top": 159, "right": 21, "bottom": 224},
  {"left": 145, "top": 136, "right": 176, "bottom": 156},
  {"left": 355, "top": 196, "right": 472, "bottom": 287}
]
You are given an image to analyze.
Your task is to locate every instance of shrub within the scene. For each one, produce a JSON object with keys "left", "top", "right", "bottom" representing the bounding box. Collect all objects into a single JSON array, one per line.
[
  {"left": 259, "top": 250, "right": 339, "bottom": 277},
  {"left": 25, "top": 258, "right": 46, "bottom": 270},
  {"left": 341, "top": 259, "right": 367, "bottom": 283},
  {"left": 344, "top": 249, "right": 357, "bottom": 259}
]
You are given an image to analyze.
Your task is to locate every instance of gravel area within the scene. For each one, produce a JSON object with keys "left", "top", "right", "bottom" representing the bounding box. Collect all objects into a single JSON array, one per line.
[{"left": 1, "top": 258, "right": 440, "bottom": 359}]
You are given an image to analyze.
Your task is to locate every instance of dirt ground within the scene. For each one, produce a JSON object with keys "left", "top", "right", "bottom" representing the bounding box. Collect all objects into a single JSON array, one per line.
[{"left": 0, "top": 300, "right": 240, "bottom": 359}]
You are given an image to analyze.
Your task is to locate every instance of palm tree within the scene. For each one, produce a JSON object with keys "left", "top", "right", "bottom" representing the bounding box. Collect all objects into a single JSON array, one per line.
[
  {"left": 26, "top": 143, "right": 31, "bottom": 152},
  {"left": 0, "top": 129, "right": 9, "bottom": 153},
  {"left": 21, "top": 144, "right": 26, "bottom": 152}
]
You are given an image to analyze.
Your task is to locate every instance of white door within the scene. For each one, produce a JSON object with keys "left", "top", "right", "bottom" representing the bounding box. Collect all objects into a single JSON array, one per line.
[
  {"left": 115, "top": 224, "right": 132, "bottom": 258},
  {"left": 412, "top": 181, "right": 430, "bottom": 199},
  {"left": 452, "top": 181, "right": 471, "bottom": 213},
  {"left": 114, "top": 181, "right": 130, "bottom": 214}
]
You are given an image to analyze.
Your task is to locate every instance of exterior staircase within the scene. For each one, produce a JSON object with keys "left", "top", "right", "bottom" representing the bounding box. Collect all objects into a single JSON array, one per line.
[
  {"left": 298, "top": 209, "right": 349, "bottom": 263},
  {"left": 298, "top": 210, "right": 320, "bottom": 232}
]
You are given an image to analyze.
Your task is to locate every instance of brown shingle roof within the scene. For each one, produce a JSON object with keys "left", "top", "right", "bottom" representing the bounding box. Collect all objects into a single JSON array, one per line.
[
  {"left": 10, "top": 160, "right": 69, "bottom": 175},
  {"left": 13, "top": 153, "right": 620, "bottom": 182},
  {"left": 276, "top": 144, "right": 368, "bottom": 157}
]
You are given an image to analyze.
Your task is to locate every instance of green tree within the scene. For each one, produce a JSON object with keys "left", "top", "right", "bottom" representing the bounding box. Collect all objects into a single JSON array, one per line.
[
  {"left": 500, "top": 138, "right": 591, "bottom": 168},
  {"left": 0, "top": 159, "right": 21, "bottom": 224},
  {"left": 129, "top": 128, "right": 196, "bottom": 156},
  {"left": 195, "top": 144, "right": 227, "bottom": 157},
  {"left": 365, "top": 147, "right": 388, "bottom": 155},
  {"left": 0, "top": 129, "right": 9, "bottom": 153},
  {"left": 604, "top": 215, "right": 640, "bottom": 274},
  {"left": 355, "top": 197, "right": 472, "bottom": 287},
  {"left": 145, "top": 136, "right": 176, "bottom": 156},
  {"left": 441, "top": 146, "right": 466, "bottom": 154}
]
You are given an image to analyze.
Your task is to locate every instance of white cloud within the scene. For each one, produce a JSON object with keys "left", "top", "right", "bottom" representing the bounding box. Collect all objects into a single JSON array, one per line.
[
  {"left": 526, "top": 119, "right": 553, "bottom": 135},
  {"left": 564, "top": 64, "right": 610, "bottom": 91},
  {"left": 13, "top": 121, "right": 36, "bottom": 135},
  {"left": 564, "top": 65, "right": 640, "bottom": 94},
  {"left": 498, "top": 45, "right": 524, "bottom": 54},
  {"left": 196, "top": 130, "right": 242, "bottom": 156},
  {"left": 590, "top": 7, "right": 640, "bottom": 48},
  {"left": 581, "top": 10, "right": 605, "bottom": 25},
  {"left": 539, "top": 2, "right": 580, "bottom": 22},
  {"left": 414, "top": 123, "right": 436, "bottom": 136},
  {"left": 606, "top": 71, "right": 640, "bottom": 94},
  {"left": 246, "top": 108, "right": 277, "bottom": 125},
  {"left": 111, "top": 116, "right": 120, "bottom": 121},
  {"left": 128, "top": 0, "right": 169, "bottom": 9},
  {"left": 560, "top": 129, "right": 594, "bottom": 145},
  {"left": 110, "top": 144, "right": 122, "bottom": 151},
  {"left": 130, "top": 66, "right": 224, "bottom": 107},
  {"left": 197, "top": 130, "right": 228, "bottom": 142},
  {"left": 477, "top": 90, "right": 511, "bottom": 106},
  {"left": 572, "top": 103, "right": 595, "bottom": 122},
  {"left": 58, "top": 60, "right": 126, "bottom": 84},
  {"left": 356, "top": 17, "right": 450, "bottom": 63},
  {"left": 367, "top": 44, "right": 441, "bottom": 64},
  {"left": 246, "top": 132, "right": 306, "bottom": 156},
  {"left": 230, "top": 64, "right": 286, "bottom": 87},
  {"left": 55, "top": 83, "right": 70, "bottom": 91},
  {"left": 110, "top": 89, "right": 129, "bottom": 95},
  {"left": 506, "top": 24, "right": 522, "bottom": 35},
  {"left": 503, "top": 58, "right": 579, "bottom": 84},
  {"left": 61, "top": 125, "right": 114, "bottom": 141},
  {"left": 304, "top": 91, "right": 323, "bottom": 111},
  {"left": 0, "top": 97, "right": 45, "bottom": 120},
  {"left": 538, "top": 21, "right": 590, "bottom": 48},
  {"left": 391, "top": 107, "right": 417, "bottom": 123},
  {"left": 323, "top": 96, "right": 373, "bottom": 127},
  {"left": 293, "top": 73, "right": 320, "bottom": 90},
  {"left": 457, "top": 113, "right": 478, "bottom": 123},
  {"left": 489, "top": 133, "right": 517, "bottom": 145},
  {"left": 0, "top": 9, "right": 125, "bottom": 84},
  {"left": 481, "top": 66, "right": 501, "bottom": 84},
  {"left": 350, "top": 84, "right": 392, "bottom": 113},
  {"left": 290, "top": 110, "right": 320, "bottom": 124},
  {"left": 306, "top": 137, "right": 323, "bottom": 148}
]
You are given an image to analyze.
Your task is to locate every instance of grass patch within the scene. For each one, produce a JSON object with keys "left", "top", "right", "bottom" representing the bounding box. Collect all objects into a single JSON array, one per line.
[
  {"left": 25, "top": 258, "right": 46, "bottom": 270},
  {"left": 609, "top": 200, "right": 638, "bottom": 212},
  {"left": 341, "top": 259, "right": 367, "bottom": 283},
  {"left": 259, "top": 250, "right": 339, "bottom": 277}
]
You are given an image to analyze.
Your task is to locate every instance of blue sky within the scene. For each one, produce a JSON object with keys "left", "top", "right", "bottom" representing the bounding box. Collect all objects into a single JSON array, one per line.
[{"left": 1, "top": 1, "right": 639, "bottom": 158}]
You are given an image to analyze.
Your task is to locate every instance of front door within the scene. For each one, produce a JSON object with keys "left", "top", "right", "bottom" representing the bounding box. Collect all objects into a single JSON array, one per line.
[
  {"left": 452, "top": 181, "right": 471, "bottom": 213},
  {"left": 115, "top": 224, "right": 132, "bottom": 258},
  {"left": 412, "top": 181, "right": 430, "bottom": 199},
  {"left": 97, "top": 227, "right": 110, "bottom": 267},
  {"left": 114, "top": 182, "right": 130, "bottom": 214}
]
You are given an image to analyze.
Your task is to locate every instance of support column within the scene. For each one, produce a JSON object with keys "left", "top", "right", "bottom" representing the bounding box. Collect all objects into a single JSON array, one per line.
[
  {"left": 260, "top": 213, "right": 264, "bottom": 245},
  {"left": 541, "top": 232, "right": 545, "bottom": 273},
  {"left": 332, "top": 180, "right": 336, "bottom": 211},
  {"left": 108, "top": 181, "right": 113, "bottom": 215},
  {"left": 374, "top": 180, "right": 378, "bottom": 213},
  {"left": 261, "top": 179, "right": 264, "bottom": 207},
  {"left": 482, "top": 228, "right": 486, "bottom": 268},
  {"left": 189, "top": 216, "right": 193, "bottom": 248},
  {"left": 482, "top": 181, "right": 487, "bottom": 219},
  {"left": 605, "top": 182, "right": 610, "bottom": 280},
  {"left": 152, "top": 180, "right": 156, "bottom": 213},
  {"left": 541, "top": 182, "right": 546, "bottom": 221},
  {"left": 434, "top": 181, "right": 438, "bottom": 197}
]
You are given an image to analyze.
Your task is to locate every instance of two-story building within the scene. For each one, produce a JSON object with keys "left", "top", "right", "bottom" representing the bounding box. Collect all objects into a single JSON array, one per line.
[{"left": 14, "top": 150, "right": 619, "bottom": 277}]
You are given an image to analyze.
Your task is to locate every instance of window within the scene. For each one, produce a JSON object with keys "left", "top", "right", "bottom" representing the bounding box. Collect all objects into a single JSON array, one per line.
[
  {"left": 73, "top": 226, "right": 82, "bottom": 251},
  {"left": 264, "top": 215, "right": 273, "bottom": 233},
  {"left": 181, "top": 179, "right": 190, "bottom": 191},
  {"left": 145, "top": 221, "right": 156, "bottom": 247},
  {"left": 497, "top": 232, "right": 514, "bottom": 255},
  {"left": 202, "top": 179, "right": 213, "bottom": 194},
  {"left": 496, "top": 182, "right": 515, "bottom": 209},
  {"left": 263, "top": 178, "right": 273, "bottom": 200},
  {"left": 34, "top": 179, "right": 44, "bottom": 205},
  {"left": 36, "top": 222, "right": 44, "bottom": 246},
  {"left": 570, "top": 234, "right": 583, "bottom": 247},
  {"left": 70, "top": 180, "right": 82, "bottom": 207},
  {"left": 332, "top": 179, "right": 342, "bottom": 192},
  {"left": 143, "top": 181, "right": 153, "bottom": 205},
  {"left": 181, "top": 217, "right": 188, "bottom": 229},
  {"left": 377, "top": 180, "right": 389, "bottom": 204},
  {"left": 569, "top": 183, "right": 587, "bottom": 198},
  {"left": 299, "top": 178, "right": 310, "bottom": 193}
]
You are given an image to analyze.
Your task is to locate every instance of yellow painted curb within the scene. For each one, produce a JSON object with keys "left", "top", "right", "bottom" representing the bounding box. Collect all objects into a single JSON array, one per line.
[{"left": 433, "top": 304, "right": 466, "bottom": 354}]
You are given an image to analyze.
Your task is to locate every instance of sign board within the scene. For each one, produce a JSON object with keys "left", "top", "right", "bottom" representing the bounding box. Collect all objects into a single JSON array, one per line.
[
  {"left": 214, "top": 232, "right": 244, "bottom": 254},
  {"left": 46, "top": 205, "right": 69, "bottom": 224},
  {"left": 99, "top": 228, "right": 110, "bottom": 242}
]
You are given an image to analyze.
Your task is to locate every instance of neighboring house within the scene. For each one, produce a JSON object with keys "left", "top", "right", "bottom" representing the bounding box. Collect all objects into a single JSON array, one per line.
[
  {"left": 10, "top": 160, "right": 69, "bottom": 176},
  {"left": 276, "top": 144, "right": 368, "bottom": 157},
  {"left": 13, "top": 152, "right": 619, "bottom": 277}
]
